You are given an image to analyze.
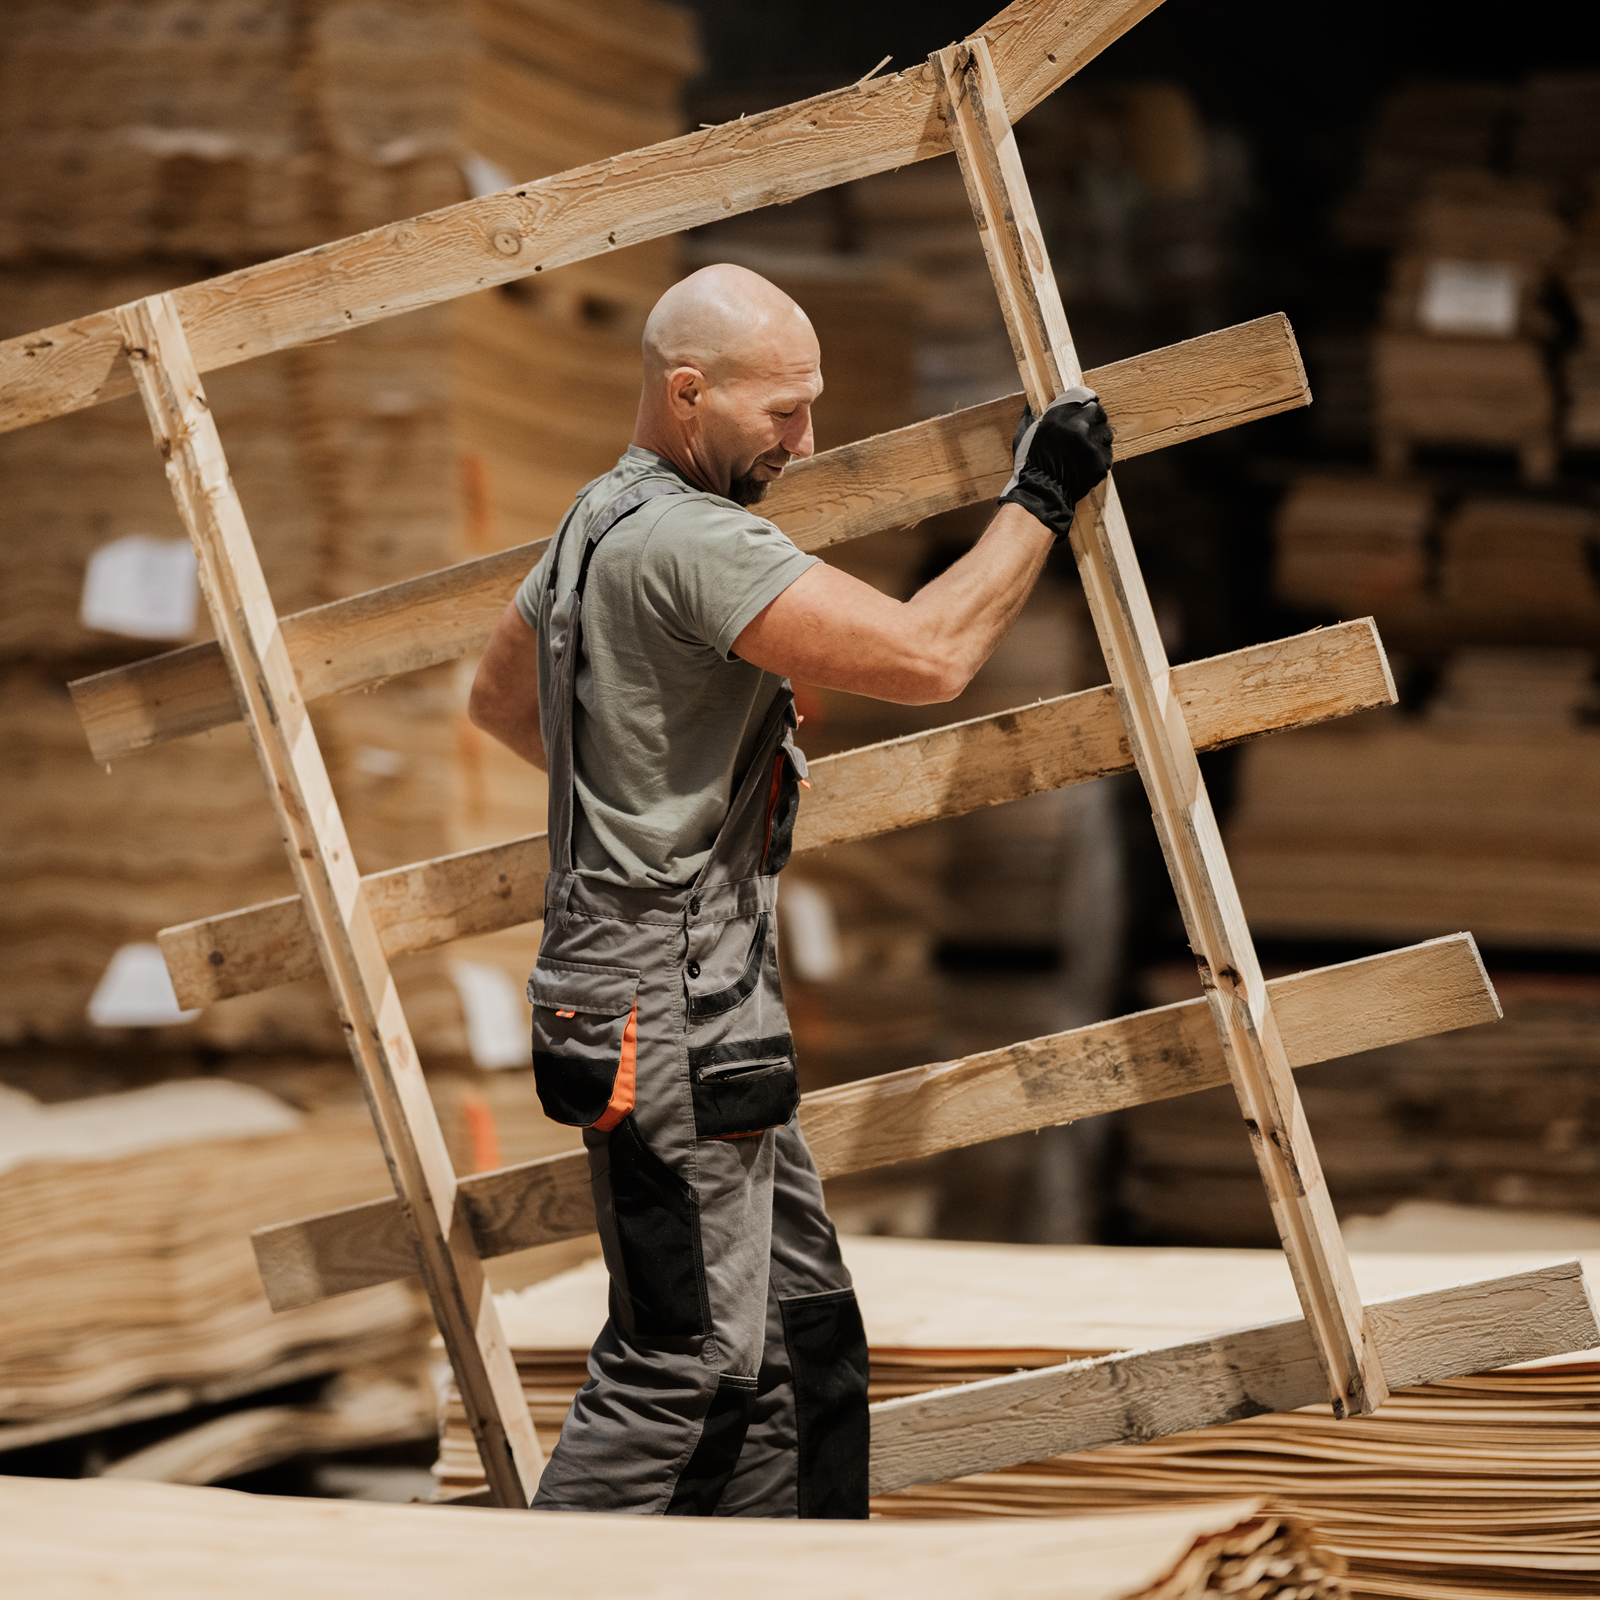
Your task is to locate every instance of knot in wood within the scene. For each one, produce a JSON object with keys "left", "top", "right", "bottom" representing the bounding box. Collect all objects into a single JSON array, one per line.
[{"left": 491, "top": 228, "right": 523, "bottom": 257}]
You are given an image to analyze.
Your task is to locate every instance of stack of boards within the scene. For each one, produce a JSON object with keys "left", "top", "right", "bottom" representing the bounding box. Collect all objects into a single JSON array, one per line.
[
  {"left": 1248, "top": 471, "right": 1600, "bottom": 950},
  {"left": 0, "top": 0, "right": 700, "bottom": 1052},
  {"left": 432, "top": 1230, "right": 1599, "bottom": 1600},
  {"left": 0, "top": 1067, "right": 439, "bottom": 1454},
  {"left": 0, "top": 1477, "right": 1343, "bottom": 1600},
  {"left": 1117, "top": 983, "right": 1600, "bottom": 1245},
  {"left": 1337, "top": 74, "right": 1600, "bottom": 475}
]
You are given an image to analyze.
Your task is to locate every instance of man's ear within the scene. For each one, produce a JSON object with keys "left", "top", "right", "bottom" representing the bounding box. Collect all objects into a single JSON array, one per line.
[{"left": 665, "top": 366, "right": 705, "bottom": 420}]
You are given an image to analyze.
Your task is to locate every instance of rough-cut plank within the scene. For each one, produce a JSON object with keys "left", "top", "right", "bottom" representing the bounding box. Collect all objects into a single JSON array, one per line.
[
  {"left": 936, "top": 36, "right": 1383, "bottom": 1416},
  {"left": 69, "top": 313, "right": 1307, "bottom": 762},
  {"left": 0, "top": 0, "right": 1164, "bottom": 439},
  {"left": 251, "top": 934, "right": 1496, "bottom": 1310},
  {"left": 117, "top": 295, "right": 542, "bottom": 1508},
  {"left": 866, "top": 1260, "right": 1599, "bottom": 1493},
  {"left": 161, "top": 620, "right": 1390, "bottom": 1007}
]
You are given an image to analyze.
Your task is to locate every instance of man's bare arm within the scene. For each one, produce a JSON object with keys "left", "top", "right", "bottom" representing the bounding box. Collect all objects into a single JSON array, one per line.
[
  {"left": 467, "top": 603, "right": 547, "bottom": 769},
  {"left": 733, "top": 501, "right": 1054, "bottom": 705}
]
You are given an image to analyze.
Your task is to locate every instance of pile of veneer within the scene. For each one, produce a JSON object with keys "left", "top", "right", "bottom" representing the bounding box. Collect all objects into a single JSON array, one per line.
[
  {"left": 432, "top": 1229, "right": 1600, "bottom": 1600},
  {"left": 1118, "top": 978, "right": 1600, "bottom": 1246},
  {"left": 0, "top": 1063, "right": 440, "bottom": 1453},
  {"left": 0, "top": 0, "right": 700, "bottom": 1054}
]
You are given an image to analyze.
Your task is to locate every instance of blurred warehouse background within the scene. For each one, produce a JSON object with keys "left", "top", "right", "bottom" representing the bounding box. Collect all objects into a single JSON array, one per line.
[{"left": 1, "top": 0, "right": 1597, "bottom": 1504}]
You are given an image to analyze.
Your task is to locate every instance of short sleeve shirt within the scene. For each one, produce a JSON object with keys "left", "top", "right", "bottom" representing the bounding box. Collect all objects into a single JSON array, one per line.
[{"left": 516, "top": 446, "right": 819, "bottom": 889}]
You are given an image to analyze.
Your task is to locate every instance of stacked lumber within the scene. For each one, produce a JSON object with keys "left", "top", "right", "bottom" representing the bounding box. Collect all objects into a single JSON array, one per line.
[
  {"left": 1223, "top": 697, "right": 1600, "bottom": 950},
  {"left": 0, "top": 1066, "right": 437, "bottom": 1447},
  {"left": 1335, "top": 83, "right": 1516, "bottom": 249},
  {"left": 1563, "top": 191, "right": 1600, "bottom": 449},
  {"left": 0, "top": 0, "right": 700, "bottom": 1053},
  {"left": 0, "top": 1475, "right": 1344, "bottom": 1600},
  {"left": 876, "top": 1210, "right": 1600, "bottom": 1600},
  {"left": 1117, "top": 977, "right": 1600, "bottom": 1245},
  {"left": 1373, "top": 177, "right": 1566, "bottom": 483},
  {"left": 1514, "top": 73, "right": 1600, "bottom": 200},
  {"left": 1273, "top": 475, "right": 1600, "bottom": 648}
]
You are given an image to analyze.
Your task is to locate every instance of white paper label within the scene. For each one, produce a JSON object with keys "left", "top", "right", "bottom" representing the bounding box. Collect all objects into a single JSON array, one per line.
[
  {"left": 80, "top": 536, "right": 199, "bottom": 640},
  {"left": 87, "top": 943, "right": 202, "bottom": 1027},
  {"left": 1418, "top": 259, "right": 1519, "bottom": 338},
  {"left": 450, "top": 960, "right": 529, "bottom": 1070},
  {"left": 461, "top": 151, "right": 513, "bottom": 199},
  {"left": 777, "top": 879, "right": 842, "bottom": 983}
]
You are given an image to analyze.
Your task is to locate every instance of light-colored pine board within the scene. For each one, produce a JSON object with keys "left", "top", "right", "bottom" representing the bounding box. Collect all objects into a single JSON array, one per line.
[
  {"left": 0, "top": 0, "right": 1164, "bottom": 439},
  {"left": 934, "top": 36, "right": 1384, "bottom": 1415},
  {"left": 68, "top": 313, "right": 1308, "bottom": 763},
  {"left": 160, "top": 619, "right": 1391, "bottom": 1008},
  {"left": 866, "top": 1259, "right": 1599, "bottom": 1493},
  {"left": 251, "top": 933, "right": 1497, "bottom": 1310},
  {"left": 115, "top": 295, "right": 541, "bottom": 1508}
]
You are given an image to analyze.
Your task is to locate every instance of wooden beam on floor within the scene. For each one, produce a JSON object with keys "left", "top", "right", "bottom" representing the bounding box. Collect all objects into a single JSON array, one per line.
[
  {"left": 159, "top": 618, "right": 1392, "bottom": 1008},
  {"left": 68, "top": 313, "right": 1307, "bottom": 763},
  {"left": 251, "top": 933, "right": 1496, "bottom": 1311},
  {"left": 0, "top": 0, "right": 1165, "bottom": 439},
  {"left": 934, "top": 35, "right": 1387, "bottom": 1416},
  {"left": 867, "top": 1259, "right": 1599, "bottom": 1493},
  {"left": 116, "top": 294, "right": 543, "bottom": 1508}
]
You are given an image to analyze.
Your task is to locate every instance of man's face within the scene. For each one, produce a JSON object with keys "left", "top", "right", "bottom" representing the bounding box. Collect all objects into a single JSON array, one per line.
[{"left": 673, "top": 326, "right": 823, "bottom": 504}]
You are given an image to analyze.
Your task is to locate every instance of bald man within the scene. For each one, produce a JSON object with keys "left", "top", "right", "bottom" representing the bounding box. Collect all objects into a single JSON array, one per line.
[{"left": 470, "top": 263, "right": 1112, "bottom": 1517}]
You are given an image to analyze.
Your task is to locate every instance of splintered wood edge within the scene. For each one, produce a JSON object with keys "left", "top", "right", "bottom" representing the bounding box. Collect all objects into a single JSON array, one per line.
[
  {"left": 250, "top": 932, "right": 1497, "bottom": 1310},
  {"left": 864, "top": 1260, "right": 1598, "bottom": 1493}
]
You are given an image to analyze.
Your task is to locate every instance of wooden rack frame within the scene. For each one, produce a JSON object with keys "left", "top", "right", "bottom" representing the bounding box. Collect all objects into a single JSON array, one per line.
[{"left": 7, "top": 0, "right": 1592, "bottom": 1510}]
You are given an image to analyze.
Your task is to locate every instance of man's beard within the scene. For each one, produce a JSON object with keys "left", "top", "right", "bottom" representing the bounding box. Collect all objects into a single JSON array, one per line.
[{"left": 727, "top": 466, "right": 771, "bottom": 507}]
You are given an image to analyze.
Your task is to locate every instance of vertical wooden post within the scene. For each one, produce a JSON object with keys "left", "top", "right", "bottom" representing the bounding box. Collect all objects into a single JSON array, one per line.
[
  {"left": 115, "top": 294, "right": 545, "bottom": 1503},
  {"left": 932, "top": 39, "right": 1389, "bottom": 1417}
]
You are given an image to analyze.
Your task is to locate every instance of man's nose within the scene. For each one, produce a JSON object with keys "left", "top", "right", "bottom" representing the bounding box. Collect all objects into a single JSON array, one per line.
[{"left": 782, "top": 406, "right": 814, "bottom": 460}]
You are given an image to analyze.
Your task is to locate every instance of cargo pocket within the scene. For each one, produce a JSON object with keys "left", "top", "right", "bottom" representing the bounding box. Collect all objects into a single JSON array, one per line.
[
  {"left": 686, "top": 913, "right": 770, "bottom": 1023},
  {"left": 687, "top": 1034, "right": 800, "bottom": 1140},
  {"left": 527, "top": 959, "right": 639, "bottom": 1130}
]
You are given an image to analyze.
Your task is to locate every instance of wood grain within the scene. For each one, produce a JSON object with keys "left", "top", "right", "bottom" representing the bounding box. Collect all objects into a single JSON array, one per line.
[
  {"left": 251, "top": 933, "right": 1496, "bottom": 1309},
  {"left": 161, "top": 619, "right": 1390, "bottom": 1008},
  {"left": 118, "top": 296, "right": 542, "bottom": 1506},
  {"left": 867, "top": 1259, "right": 1599, "bottom": 1493},
  {"left": 0, "top": 0, "right": 1164, "bottom": 439},
  {"left": 69, "top": 313, "right": 1308, "bottom": 762},
  {"left": 936, "top": 36, "right": 1384, "bottom": 1415}
]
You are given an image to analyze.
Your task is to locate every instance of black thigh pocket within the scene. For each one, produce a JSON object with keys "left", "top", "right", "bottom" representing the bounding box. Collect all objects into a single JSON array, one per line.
[
  {"left": 526, "top": 959, "right": 639, "bottom": 1127},
  {"left": 687, "top": 1034, "right": 800, "bottom": 1139},
  {"left": 607, "top": 1116, "right": 708, "bottom": 1338}
]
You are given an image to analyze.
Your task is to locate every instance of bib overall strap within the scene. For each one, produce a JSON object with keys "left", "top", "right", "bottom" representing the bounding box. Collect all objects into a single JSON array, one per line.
[{"left": 540, "top": 475, "right": 691, "bottom": 887}]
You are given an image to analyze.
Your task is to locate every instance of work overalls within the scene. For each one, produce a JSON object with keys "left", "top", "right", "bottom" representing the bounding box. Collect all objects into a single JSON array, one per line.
[{"left": 526, "top": 470, "right": 870, "bottom": 1518}]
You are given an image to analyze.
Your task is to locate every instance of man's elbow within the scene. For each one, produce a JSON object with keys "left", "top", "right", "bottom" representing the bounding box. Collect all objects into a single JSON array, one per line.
[{"left": 897, "top": 654, "right": 975, "bottom": 706}]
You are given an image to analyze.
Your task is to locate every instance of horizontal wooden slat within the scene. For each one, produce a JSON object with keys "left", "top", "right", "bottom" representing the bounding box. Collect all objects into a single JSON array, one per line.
[
  {"left": 867, "top": 1259, "right": 1598, "bottom": 1493},
  {"left": 162, "top": 617, "right": 1391, "bottom": 1008},
  {"left": 251, "top": 932, "right": 1497, "bottom": 1310},
  {"left": 69, "top": 313, "right": 1308, "bottom": 762},
  {"left": 1, "top": 0, "right": 1163, "bottom": 438}
]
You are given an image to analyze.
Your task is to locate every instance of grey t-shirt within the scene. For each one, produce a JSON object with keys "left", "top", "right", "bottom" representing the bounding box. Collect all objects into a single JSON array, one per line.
[{"left": 516, "top": 446, "right": 819, "bottom": 889}]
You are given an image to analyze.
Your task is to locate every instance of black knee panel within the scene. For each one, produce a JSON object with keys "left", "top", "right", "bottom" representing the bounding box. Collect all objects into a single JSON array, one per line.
[
  {"left": 780, "top": 1288, "right": 870, "bottom": 1518},
  {"left": 666, "top": 1374, "right": 758, "bottom": 1515}
]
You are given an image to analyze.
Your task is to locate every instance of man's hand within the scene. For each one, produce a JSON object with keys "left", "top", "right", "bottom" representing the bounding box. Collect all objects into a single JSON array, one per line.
[{"left": 998, "top": 386, "right": 1114, "bottom": 541}]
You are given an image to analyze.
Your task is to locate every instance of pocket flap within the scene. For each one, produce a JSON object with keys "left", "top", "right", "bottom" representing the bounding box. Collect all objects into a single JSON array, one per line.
[{"left": 526, "top": 959, "right": 639, "bottom": 1018}]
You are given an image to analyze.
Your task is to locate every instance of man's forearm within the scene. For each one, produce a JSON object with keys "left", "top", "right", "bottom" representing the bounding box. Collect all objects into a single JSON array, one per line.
[{"left": 467, "top": 602, "right": 548, "bottom": 770}]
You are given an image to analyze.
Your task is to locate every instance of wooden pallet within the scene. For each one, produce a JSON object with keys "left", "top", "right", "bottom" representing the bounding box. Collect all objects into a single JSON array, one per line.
[{"left": 7, "top": 0, "right": 1594, "bottom": 1508}]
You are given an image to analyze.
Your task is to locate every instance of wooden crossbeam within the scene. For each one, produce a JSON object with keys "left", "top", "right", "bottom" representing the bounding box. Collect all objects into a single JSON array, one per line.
[
  {"left": 0, "top": 0, "right": 1163, "bottom": 440},
  {"left": 68, "top": 313, "right": 1307, "bottom": 763},
  {"left": 868, "top": 1260, "right": 1600, "bottom": 1494},
  {"left": 115, "top": 295, "right": 544, "bottom": 1509},
  {"left": 252, "top": 933, "right": 1497, "bottom": 1311},
  {"left": 159, "top": 619, "right": 1393, "bottom": 1008},
  {"left": 934, "top": 38, "right": 1387, "bottom": 1414}
]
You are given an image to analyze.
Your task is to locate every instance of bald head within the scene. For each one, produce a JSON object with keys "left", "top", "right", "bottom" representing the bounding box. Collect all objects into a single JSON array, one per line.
[
  {"left": 643, "top": 263, "right": 816, "bottom": 384},
  {"left": 633, "top": 263, "right": 823, "bottom": 505}
]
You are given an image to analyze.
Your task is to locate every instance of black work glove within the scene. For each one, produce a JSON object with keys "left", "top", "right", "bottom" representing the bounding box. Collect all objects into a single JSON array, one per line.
[{"left": 999, "top": 386, "right": 1114, "bottom": 540}]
